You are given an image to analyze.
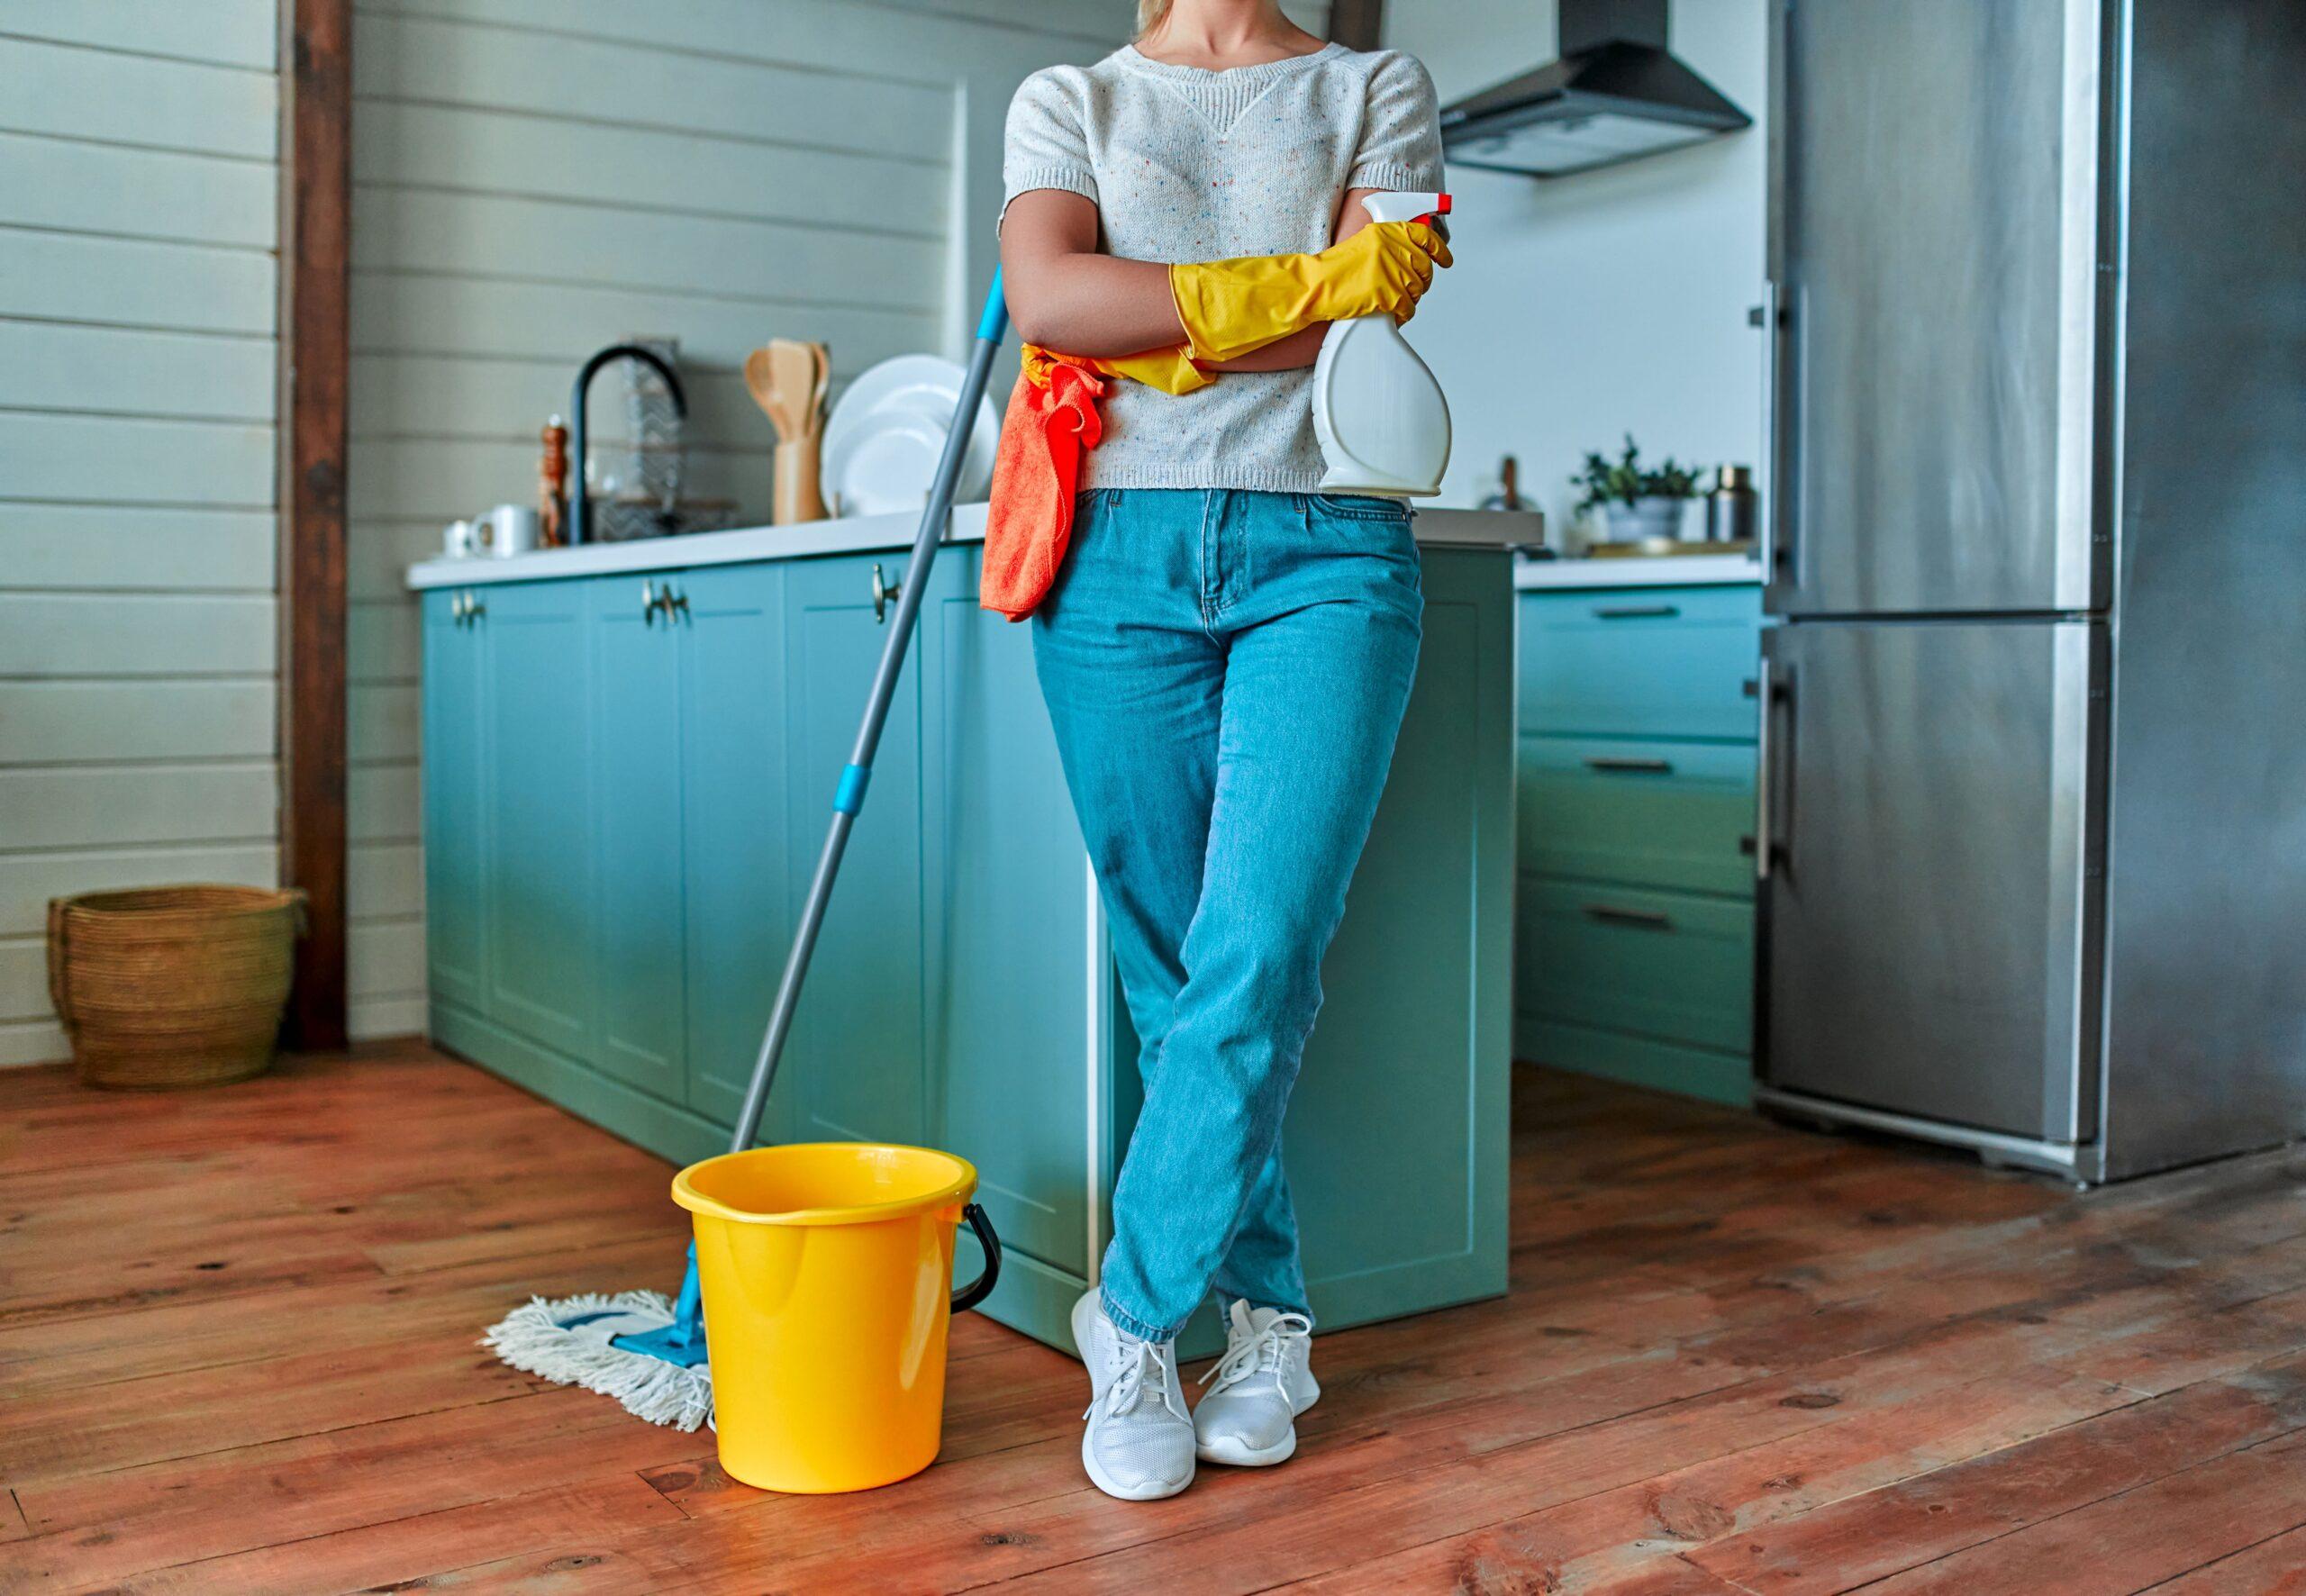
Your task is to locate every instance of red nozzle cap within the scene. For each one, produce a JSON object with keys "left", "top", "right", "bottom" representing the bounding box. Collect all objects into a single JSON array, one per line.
[{"left": 1434, "top": 194, "right": 1453, "bottom": 213}]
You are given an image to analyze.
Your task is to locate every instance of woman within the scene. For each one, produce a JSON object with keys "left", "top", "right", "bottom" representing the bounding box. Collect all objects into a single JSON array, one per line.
[{"left": 999, "top": 0, "right": 1449, "bottom": 1501}]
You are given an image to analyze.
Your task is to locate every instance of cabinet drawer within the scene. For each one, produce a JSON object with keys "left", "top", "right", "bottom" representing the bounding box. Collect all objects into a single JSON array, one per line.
[
  {"left": 1515, "top": 878, "right": 1752, "bottom": 1055},
  {"left": 1518, "top": 585, "right": 1762, "bottom": 740},
  {"left": 1517, "top": 736, "right": 1757, "bottom": 897}
]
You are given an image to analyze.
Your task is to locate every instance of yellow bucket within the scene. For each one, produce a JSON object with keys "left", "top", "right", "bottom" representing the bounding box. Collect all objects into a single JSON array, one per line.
[{"left": 672, "top": 1142, "right": 1002, "bottom": 1493}]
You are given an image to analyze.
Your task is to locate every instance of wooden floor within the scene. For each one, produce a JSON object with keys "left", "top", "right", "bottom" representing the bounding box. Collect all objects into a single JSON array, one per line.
[{"left": 4, "top": 1047, "right": 2304, "bottom": 1594}]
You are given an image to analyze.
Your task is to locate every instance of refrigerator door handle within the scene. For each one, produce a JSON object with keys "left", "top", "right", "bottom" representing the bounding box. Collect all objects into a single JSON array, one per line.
[
  {"left": 1757, "top": 277, "right": 1783, "bottom": 585},
  {"left": 1751, "top": 658, "right": 1775, "bottom": 881}
]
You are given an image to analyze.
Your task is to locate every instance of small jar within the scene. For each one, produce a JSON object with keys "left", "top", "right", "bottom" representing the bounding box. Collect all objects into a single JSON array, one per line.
[{"left": 1705, "top": 466, "right": 1758, "bottom": 544}]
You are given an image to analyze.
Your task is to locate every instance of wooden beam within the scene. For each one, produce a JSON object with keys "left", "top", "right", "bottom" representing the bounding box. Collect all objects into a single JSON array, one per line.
[
  {"left": 277, "top": 0, "right": 352, "bottom": 1048},
  {"left": 1328, "top": 0, "right": 1385, "bottom": 50}
]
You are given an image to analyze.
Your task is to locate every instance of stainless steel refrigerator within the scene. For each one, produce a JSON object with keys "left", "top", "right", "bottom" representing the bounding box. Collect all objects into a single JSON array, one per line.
[{"left": 1753, "top": 0, "right": 2306, "bottom": 1181}]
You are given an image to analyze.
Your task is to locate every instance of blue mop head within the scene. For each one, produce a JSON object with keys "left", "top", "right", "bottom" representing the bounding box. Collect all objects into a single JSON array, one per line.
[{"left": 482, "top": 1247, "right": 714, "bottom": 1429}]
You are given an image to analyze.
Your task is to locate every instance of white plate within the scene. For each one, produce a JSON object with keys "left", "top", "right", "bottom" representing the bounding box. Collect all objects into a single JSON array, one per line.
[{"left": 822, "top": 355, "right": 1000, "bottom": 518}]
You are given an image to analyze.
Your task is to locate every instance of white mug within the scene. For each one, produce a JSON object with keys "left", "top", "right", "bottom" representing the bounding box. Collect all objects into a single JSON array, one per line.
[
  {"left": 443, "top": 519, "right": 476, "bottom": 558},
  {"left": 473, "top": 503, "right": 540, "bottom": 558}
]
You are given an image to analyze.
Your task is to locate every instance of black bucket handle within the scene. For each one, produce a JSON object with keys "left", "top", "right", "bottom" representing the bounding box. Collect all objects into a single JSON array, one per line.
[{"left": 952, "top": 1202, "right": 1002, "bottom": 1314}]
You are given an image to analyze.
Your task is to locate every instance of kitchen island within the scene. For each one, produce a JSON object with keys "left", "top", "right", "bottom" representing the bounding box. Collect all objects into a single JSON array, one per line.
[{"left": 408, "top": 505, "right": 1530, "bottom": 1355}]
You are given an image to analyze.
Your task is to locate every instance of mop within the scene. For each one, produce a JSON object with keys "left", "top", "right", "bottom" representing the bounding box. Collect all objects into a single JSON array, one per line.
[{"left": 485, "top": 276, "right": 1012, "bottom": 1429}]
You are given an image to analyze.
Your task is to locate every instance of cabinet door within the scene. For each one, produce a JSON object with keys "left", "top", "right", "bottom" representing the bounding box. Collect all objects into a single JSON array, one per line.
[
  {"left": 480, "top": 580, "right": 598, "bottom": 1059},
  {"left": 919, "top": 553, "right": 1093, "bottom": 1277},
  {"left": 779, "top": 555, "right": 926, "bottom": 1147},
  {"left": 420, "top": 589, "right": 489, "bottom": 1013},
  {"left": 587, "top": 576, "right": 685, "bottom": 1099},
  {"left": 677, "top": 564, "right": 790, "bottom": 1130}
]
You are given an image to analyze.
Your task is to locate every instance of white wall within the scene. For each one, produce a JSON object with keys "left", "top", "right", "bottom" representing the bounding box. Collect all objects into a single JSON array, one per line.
[
  {"left": 0, "top": 2, "right": 283, "bottom": 1065},
  {"left": 1385, "top": 0, "right": 1770, "bottom": 539},
  {"left": 343, "top": 0, "right": 1140, "bottom": 1037}
]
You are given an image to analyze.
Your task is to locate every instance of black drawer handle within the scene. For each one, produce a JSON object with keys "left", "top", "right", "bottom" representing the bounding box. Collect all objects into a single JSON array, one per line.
[
  {"left": 1582, "top": 902, "right": 1675, "bottom": 931},
  {"left": 1592, "top": 603, "right": 1680, "bottom": 620},
  {"left": 1583, "top": 756, "right": 1675, "bottom": 775}
]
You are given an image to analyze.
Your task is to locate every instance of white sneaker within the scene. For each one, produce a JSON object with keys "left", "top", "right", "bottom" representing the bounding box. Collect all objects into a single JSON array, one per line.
[
  {"left": 1071, "top": 1289, "right": 1195, "bottom": 1501},
  {"left": 1194, "top": 1299, "right": 1319, "bottom": 1466}
]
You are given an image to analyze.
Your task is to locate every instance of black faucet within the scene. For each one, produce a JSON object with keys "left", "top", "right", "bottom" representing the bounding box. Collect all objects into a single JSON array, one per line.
[{"left": 568, "top": 343, "right": 688, "bottom": 546}]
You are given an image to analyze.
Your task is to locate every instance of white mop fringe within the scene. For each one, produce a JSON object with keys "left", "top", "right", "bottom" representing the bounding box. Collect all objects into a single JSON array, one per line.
[{"left": 482, "top": 1290, "right": 715, "bottom": 1431}]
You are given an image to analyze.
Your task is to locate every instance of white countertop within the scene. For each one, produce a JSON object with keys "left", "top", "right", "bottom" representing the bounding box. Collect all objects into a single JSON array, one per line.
[
  {"left": 1514, "top": 552, "right": 1764, "bottom": 590},
  {"left": 407, "top": 504, "right": 1544, "bottom": 590}
]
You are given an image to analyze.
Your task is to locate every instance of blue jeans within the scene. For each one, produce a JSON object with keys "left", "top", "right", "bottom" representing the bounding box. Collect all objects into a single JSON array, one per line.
[{"left": 1031, "top": 488, "right": 1423, "bottom": 1341}]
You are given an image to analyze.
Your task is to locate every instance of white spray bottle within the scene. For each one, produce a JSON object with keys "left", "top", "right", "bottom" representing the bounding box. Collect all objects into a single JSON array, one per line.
[{"left": 1311, "top": 191, "right": 1453, "bottom": 499}]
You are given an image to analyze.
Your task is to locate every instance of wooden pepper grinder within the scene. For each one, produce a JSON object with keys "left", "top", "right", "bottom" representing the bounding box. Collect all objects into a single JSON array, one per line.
[{"left": 539, "top": 414, "right": 570, "bottom": 547}]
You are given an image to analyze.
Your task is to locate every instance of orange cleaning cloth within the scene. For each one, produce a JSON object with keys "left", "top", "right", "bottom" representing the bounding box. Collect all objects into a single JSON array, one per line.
[{"left": 980, "top": 353, "right": 1105, "bottom": 621}]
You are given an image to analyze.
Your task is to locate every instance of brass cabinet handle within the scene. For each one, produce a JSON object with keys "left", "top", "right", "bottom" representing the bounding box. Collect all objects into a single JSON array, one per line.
[
  {"left": 450, "top": 591, "right": 468, "bottom": 625},
  {"left": 1584, "top": 756, "right": 1675, "bottom": 775},
  {"left": 462, "top": 591, "right": 485, "bottom": 626},
  {"left": 642, "top": 579, "right": 659, "bottom": 625},
  {"left": 1582, "top": 902, "right": 1675, "bottom": 931},
  {"left": 871, "top": 562, "right": 900, "bottom": 624},
  {"left": 662, "top": 585, "right": 689, "bottom": 622}
]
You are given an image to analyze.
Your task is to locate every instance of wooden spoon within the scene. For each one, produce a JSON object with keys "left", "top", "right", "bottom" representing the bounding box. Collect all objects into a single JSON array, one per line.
[
  {"left": 743, "top": 347, "right": 794, "bottom": 439},
  {"left": 803, "top": 342, "right": 831, "bottom": 438},
  {"left": 771, "top": 341, "right": 820, "bottom": 440}
]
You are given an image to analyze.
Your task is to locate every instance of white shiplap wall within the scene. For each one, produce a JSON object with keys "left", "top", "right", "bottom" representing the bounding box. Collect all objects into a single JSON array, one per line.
[
  {"left": 344, "top": 0, "right": 1142, "bottom": 1036},
  {"left": 0, "top": 3, "right": 282, "bottom": 1065}
]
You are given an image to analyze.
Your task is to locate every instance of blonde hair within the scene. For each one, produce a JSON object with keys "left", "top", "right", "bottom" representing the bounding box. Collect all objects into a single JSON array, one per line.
[{"left": 1137, "top": 0, "right": 1173, "bottom": 38}]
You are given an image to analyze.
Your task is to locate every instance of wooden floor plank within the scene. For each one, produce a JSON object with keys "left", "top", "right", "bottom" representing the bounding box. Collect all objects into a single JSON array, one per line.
[
  {"left": 2, "top": 1329, "right": 549, "bottom": 1487},
  {"left": 2143, "top": 1521, "right": 2306, "bottom": 1594},
  {"left": 0, "top": 1231, "right": 683, "bottom": 1401},
  {"left": 1277, "top": 1364, "right": 2139, "bottom": 1594},
  {"left": 2, "top": 1392, "right": 707, "bottom": 1591},
  {"left": 108, "top": 1476, "right": 689, "bottom": 1596},
  {"left": 3, "top": 1047, "right": 2301, "bottom": 1595},
  {"left": 1864, "top": 1428, "right": 2306, "bottom": 1595},
  {"left": 1684, "top": 1352, "right": 2306, "bottom": 1593}
]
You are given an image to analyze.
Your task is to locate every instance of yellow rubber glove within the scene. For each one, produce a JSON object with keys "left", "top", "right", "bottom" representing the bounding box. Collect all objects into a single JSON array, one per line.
[
  {"left": 1021, "top": 341, "right": 1215, "bottom": 397},
  {"left": 1168, "top": 220, "right": 1453, "bottom": 365}
]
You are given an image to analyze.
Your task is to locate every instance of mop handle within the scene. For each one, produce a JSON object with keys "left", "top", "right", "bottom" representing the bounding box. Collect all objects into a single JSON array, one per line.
[{"left": 729, "top": 272, "right": 1012, "bottom": 1155}]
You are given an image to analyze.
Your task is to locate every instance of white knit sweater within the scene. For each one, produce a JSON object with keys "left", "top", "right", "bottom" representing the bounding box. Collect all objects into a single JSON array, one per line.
[{"left": 1002, "top": 42, "right": 1445, "bottom": 494}]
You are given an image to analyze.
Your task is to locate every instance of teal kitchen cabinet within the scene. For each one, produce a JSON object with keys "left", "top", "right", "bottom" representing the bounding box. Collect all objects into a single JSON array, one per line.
[
  {"left": 1203, "top": 544, "right": 1512, "bottom": 1351},
  {"left": 676, "top": 565, "right": 790, "bottom": 1128},
  {"left": 478, "top": 579, "right": 598, "bottom": 1061},
  {"left": 587, "top": 575, "right": 687, "bottom": 1099},
  {"left": 1514, "top": 576, "right": 1764, "bottom": 1106},
  {"left": 776, "top": 555, "right": 932, "bottom": 1150},
  {"left": 420, "top": 588, "right": 490, "bottom": 1014},
  {"left": 426, "top": 565, "right": 789, "bottom": 1156},
  {"left": 417, "top": 529, "right": 1517, "bottom": 1356},
  {"left": 917, "top": 570, "right": 1099, "bottom": 1339}
]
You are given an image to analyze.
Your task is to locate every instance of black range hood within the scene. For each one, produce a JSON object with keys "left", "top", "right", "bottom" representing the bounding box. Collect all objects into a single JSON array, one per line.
[{"left": 1439, "top": 0, "right": 1750, "bottom": 178}]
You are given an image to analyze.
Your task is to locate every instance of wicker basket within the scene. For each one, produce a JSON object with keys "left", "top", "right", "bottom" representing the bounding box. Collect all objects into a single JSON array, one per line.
[{"left": 46, "top": 884, "right": 306, "bottom": 1090}]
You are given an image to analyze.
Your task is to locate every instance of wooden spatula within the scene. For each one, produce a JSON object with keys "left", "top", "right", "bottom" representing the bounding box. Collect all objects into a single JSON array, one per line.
[
  {"left": 749, "top": 340, "right": 830, "bottom": 523},
  {"left": 804, "top": 341, "right": 830, "bottom": 436},
  {"left": 744, "top": 346, "right": 794, "bottom": 440}
]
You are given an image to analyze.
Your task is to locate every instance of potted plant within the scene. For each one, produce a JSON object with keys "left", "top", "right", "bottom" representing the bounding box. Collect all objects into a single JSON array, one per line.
[{"left": 1574, "top": 435, "right": 1702, "bottom": 544}]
